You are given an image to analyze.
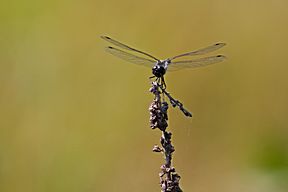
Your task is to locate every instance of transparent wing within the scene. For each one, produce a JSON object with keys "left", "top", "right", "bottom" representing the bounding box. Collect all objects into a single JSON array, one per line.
[
  {"left": 105, "top": 46, "right": 156, "bottom": 68},
  {"left": 170, "top": 43, "right": 226, "bottom": 60},
  {"left": 101, "top": 36, "right": 159, "bottom": 61},
  {"left": 168, "top": 55, "right": 226, "bottom": 71}
]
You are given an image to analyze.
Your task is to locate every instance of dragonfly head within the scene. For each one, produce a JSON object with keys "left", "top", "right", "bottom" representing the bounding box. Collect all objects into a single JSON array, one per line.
[{"left": 152, "top": 60, "right": 169, "bottom": 77}]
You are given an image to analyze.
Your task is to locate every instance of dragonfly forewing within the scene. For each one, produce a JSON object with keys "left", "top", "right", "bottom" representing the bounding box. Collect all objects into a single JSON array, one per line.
[
  {"left": 170, "top": 43, "right": 226, "bottom": 60},
  {"left": 106, "top": 46, "right": 156, "bottom": 68},
  {"left": 167, "top": 55, "right": 226, "bottom": 71},
  {"left": 101, "top": 36, "right": 159, "bottom": 61}
]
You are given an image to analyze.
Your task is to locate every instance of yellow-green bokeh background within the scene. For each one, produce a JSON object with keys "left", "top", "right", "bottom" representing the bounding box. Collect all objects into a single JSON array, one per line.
[{"left": 1, "top": 0, "right": 288, "bottom": 191}]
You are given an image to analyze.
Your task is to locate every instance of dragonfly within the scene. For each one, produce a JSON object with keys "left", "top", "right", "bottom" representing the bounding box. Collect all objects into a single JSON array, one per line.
[{"left": 101, "top": 36, "right": 226, "bottom": 89}]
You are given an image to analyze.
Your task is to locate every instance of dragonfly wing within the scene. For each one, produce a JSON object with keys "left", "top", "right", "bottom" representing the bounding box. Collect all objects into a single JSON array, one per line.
[
  {"left": 170, "top": 43, "right": 226, "bottom": 60},
  {"left": 106, "top": 46, "right": 156, "bottom": 68},
  {"left": 101, "top": 36, "right": 159, "bottom": 61},
  {"left": 167, "top": 55, "right": 226, "bottom": 71}
]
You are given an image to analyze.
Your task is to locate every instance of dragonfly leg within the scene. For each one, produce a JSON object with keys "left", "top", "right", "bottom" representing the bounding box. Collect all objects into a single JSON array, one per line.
[{"left": 161, "top": 76, "right": 166, "bottom": 90}]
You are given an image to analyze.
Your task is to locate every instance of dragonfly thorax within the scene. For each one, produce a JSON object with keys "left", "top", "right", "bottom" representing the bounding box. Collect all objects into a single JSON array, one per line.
[{"left": 152, "top": 60, "right": 170, "bottom": 77}]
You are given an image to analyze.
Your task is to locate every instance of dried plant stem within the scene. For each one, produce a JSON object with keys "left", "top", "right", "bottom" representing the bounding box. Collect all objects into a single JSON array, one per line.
[{"left": 149, "top": 81, "right": 185, "bottom": 192}]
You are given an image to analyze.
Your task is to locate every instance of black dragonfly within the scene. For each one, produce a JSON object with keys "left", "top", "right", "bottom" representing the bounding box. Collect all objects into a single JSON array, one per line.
[{"left": 101, "top": 36, "right": 226, "bottom": 89}]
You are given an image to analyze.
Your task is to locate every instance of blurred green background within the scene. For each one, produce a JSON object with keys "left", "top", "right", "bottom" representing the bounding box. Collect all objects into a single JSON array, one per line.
[{"left": 1, "top": 0, "right": 288, "bottom": 191}]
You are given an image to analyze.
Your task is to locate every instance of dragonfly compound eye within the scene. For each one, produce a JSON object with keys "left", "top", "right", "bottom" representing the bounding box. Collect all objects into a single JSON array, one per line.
[{"left": 152, "top": 65, "right": 166, "bottom": 78}]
